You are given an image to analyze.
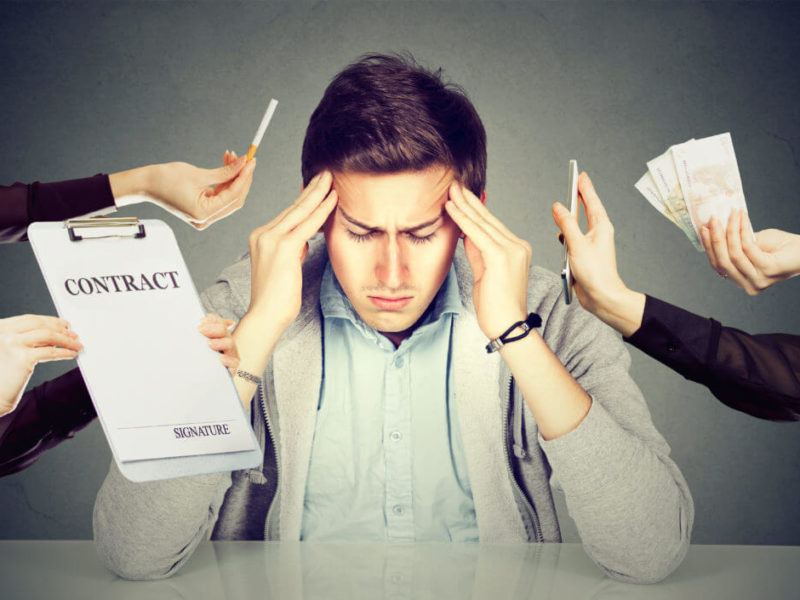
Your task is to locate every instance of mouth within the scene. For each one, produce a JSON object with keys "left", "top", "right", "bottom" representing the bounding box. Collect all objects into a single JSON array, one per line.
[{"left": 368, "top": 296, "right": 413, "bottom": 310}]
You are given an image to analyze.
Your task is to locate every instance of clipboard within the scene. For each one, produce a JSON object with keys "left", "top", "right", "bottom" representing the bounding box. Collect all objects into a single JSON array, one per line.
[{"left": 27, "top": 217, "right": 262, "bottom": 482}]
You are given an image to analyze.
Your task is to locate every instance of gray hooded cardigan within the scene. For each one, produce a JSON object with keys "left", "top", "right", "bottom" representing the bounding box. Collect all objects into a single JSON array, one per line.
[{"left": 93, "top": 237, "right": 693, "bottom": 584}]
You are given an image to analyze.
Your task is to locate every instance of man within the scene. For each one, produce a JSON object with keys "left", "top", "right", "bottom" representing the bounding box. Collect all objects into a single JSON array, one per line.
[{"left": 94, "top": 54, "right": 693, "bottom": 584}]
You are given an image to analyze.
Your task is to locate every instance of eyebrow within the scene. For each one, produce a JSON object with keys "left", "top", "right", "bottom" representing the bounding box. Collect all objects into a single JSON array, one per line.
[{"left": 339, "top": 207, "right": 444, "bottom": 234}]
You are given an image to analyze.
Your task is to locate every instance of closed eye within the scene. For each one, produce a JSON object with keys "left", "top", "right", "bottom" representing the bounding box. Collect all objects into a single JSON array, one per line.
[
  {"left": 346, "top": 229, "right": 438, "bottom": 245},
  {"left": 346, "top": 229, "right": 379, "bottom": 243},
  {"left": 406, "top": 231, "right": 437, "bottom": 245}
]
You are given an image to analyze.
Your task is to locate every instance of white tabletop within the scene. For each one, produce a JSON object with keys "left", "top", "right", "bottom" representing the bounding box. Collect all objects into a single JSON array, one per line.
[{"left": 2, "top": 541, "right": 799, "bottom": 599}]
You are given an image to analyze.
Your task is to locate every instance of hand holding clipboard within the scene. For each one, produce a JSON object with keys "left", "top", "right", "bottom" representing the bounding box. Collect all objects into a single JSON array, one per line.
[{"left": 28, "top": 218, "right": 261, "bottom": 481}]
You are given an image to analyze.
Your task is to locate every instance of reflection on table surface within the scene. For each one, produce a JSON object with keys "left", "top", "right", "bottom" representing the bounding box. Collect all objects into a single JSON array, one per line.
[{"left": 2, "top": 541, "right": 799, "bottom": 599}]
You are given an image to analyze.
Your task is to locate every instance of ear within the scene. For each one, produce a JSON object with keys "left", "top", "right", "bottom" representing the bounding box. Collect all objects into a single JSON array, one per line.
[{"left": 479, "top": 190, "right": 487, "bottom": 205}]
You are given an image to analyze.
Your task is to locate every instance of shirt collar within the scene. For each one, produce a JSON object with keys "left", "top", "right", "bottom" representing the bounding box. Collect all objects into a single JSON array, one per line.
[{"left": 320, "top": 261, "right": 461, "bottom": 341}]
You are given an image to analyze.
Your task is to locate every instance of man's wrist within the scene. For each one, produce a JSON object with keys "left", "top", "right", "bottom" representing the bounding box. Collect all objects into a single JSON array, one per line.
[
  {"left": 483, "top": 309, "right": 529, "bottom": 341},
  {"left": 233, "top": 310, "right": 289, "bottom": 372}
]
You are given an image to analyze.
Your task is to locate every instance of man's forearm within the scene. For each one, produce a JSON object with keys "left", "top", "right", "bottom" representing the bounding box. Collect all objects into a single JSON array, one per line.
[
  {"left": 540, "top": 400, "right": 693, "bottom": 583},
  {"left": 499, "top": 331, "right": 591, "bottom": 440},
  {"left": 93, "top": 460, "right": 230, "bottom": 580}
]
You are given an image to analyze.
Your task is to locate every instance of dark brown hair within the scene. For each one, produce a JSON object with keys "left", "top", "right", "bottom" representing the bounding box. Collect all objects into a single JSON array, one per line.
[{"left": 301, "top": 53, "right": 487, "bottom": 196}]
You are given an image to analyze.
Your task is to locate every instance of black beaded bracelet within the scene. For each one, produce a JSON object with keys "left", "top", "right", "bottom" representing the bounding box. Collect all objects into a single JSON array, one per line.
[{"left": 485, "top": 312, "right": 542, "bottom": 353}]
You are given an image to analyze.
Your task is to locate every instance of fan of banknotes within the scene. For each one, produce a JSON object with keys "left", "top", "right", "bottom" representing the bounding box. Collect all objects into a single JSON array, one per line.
[{"left": 634, "top": 132, "right": 748, "bottom": 252}]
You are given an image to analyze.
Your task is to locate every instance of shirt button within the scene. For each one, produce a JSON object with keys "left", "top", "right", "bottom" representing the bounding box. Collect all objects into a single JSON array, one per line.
[
  {"left": 389, "top": 573, "right": 404, "bottom": 584},
  {"left": 666, "top": 342, "right": 680, "bottom": 352},
  {"left": 392, "top": 504, "right": 404, "bottom": 516},
  {"left": 390, "top": 430, "right": 403, "bottom": 442},
  {"left": 394, "top": 356, "right": 404, "bottom": 368}
]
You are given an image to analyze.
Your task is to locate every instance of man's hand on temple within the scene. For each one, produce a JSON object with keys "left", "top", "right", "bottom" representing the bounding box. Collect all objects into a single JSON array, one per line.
[
  {"left": 444, "top": 182, "right": 531, "bottom": 339},
  {"left": 231, "top": 171, "right": 338, "bottom": 407},
  {"left": 244, "top": 170, "right": 338, "bottom": 330},
  {"left": 446, "top": 181, "right": 591, "bottom": 440}
]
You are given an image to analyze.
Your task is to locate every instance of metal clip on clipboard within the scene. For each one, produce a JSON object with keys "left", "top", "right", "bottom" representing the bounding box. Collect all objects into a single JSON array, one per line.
[{"left": 65, "top": 217, "right": 146, "bottom": 242}]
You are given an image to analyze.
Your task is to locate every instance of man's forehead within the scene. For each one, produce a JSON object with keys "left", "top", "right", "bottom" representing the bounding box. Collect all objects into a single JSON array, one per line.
[{"left": 332, "top": 167, "right": 454, "bottom": 215}]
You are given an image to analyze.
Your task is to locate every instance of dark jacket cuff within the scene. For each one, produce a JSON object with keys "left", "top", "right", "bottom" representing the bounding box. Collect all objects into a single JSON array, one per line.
[
  {"left": 0, "top": 368, "right": 96, "bottom": 476},
  {"left": 624, "top": 295, "right": 719, "bottom": 384},
  {"left": 29, "top": 174, "right": 114, "bottom": 223}
]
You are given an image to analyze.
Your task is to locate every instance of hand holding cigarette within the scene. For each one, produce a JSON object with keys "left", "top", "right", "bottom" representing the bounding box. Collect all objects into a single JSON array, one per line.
[
  {"left": 111, "top": 155, "right": 257, "bottom": 230},
  {"left": 110, "top": 97, "right": 279, "bottom": 230}
]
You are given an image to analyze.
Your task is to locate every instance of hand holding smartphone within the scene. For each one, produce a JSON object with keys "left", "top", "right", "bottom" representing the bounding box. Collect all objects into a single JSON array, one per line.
[{"left": 561, "top": 160, "right": 579, "bottom": 304}]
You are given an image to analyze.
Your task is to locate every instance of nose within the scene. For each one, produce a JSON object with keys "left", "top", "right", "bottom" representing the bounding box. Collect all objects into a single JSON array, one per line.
[{"left": 375, "top": 235, "right": 408, "bottom": 290}]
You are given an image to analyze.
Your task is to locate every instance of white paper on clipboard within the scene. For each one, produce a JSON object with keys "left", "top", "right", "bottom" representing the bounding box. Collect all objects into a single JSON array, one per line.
[{"left": 27, "top": 218, "right": 261, "bottom": 480}]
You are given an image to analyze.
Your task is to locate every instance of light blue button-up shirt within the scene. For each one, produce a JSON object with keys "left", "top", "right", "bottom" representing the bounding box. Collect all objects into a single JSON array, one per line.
[{"left": 300, "top": 262, "right": 478, "bottom": 542}]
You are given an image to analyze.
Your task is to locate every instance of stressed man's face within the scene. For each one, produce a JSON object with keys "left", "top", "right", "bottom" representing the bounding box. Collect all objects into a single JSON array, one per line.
[{"left": 323, "top": 166, "right": 461, "bottom": 341}]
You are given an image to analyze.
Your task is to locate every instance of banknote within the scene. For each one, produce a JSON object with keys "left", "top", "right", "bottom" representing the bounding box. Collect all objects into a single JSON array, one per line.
[
  {"left": 671, "top": 132, "right": 747, "bottom": 239},
  {"left": 634, "top": 172, "right": 679, "bottom": 226},
  {"left": 646, "top": 144, "right": 704, "bottom": 251}
]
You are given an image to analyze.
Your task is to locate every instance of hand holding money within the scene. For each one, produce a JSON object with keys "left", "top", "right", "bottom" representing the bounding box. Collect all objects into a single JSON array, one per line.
[
  {"left": 635, "top": 132, "right": 800, "bottom": 293},
  {"left": 635, "top": 133, "right": 748, "bottom": 253},
  {"left": 701, "top": 209, "right": 800, "bottom": 294}
]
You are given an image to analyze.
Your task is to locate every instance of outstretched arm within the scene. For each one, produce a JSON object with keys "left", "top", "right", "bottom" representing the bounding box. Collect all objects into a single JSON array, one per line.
[
  {"left": 1, "top": 150, "right": 256, "bottom": 242},
  {"left": 552, "top": 173, "right": 800, "bottom": 421}
]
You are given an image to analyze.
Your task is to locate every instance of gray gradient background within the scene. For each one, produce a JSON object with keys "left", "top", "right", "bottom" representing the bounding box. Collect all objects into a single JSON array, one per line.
[{"left": 0, "top": 1, "right": 798, "bottom": 545}]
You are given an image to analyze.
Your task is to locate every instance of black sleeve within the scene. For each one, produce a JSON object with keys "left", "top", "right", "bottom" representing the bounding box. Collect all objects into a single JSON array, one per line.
[
  {"left": 0, "top": 368, "right": 97, "bottom": 477},
  {"left": 0, "top": 174, "right": 115, "bottom": 242},
  {"left": 625, "top": 295, "right": 800, "bottom": 422}
]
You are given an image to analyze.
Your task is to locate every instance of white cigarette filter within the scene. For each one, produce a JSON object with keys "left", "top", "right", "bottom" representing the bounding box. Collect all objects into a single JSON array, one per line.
[{"left": 246, "top": 98, "right": 278, "bottom": 161}]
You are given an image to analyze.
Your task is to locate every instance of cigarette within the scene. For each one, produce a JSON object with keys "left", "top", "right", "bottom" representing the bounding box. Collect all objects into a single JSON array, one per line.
[{"left": 246, "top": 98, "right": 279, "bottom": 161}]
